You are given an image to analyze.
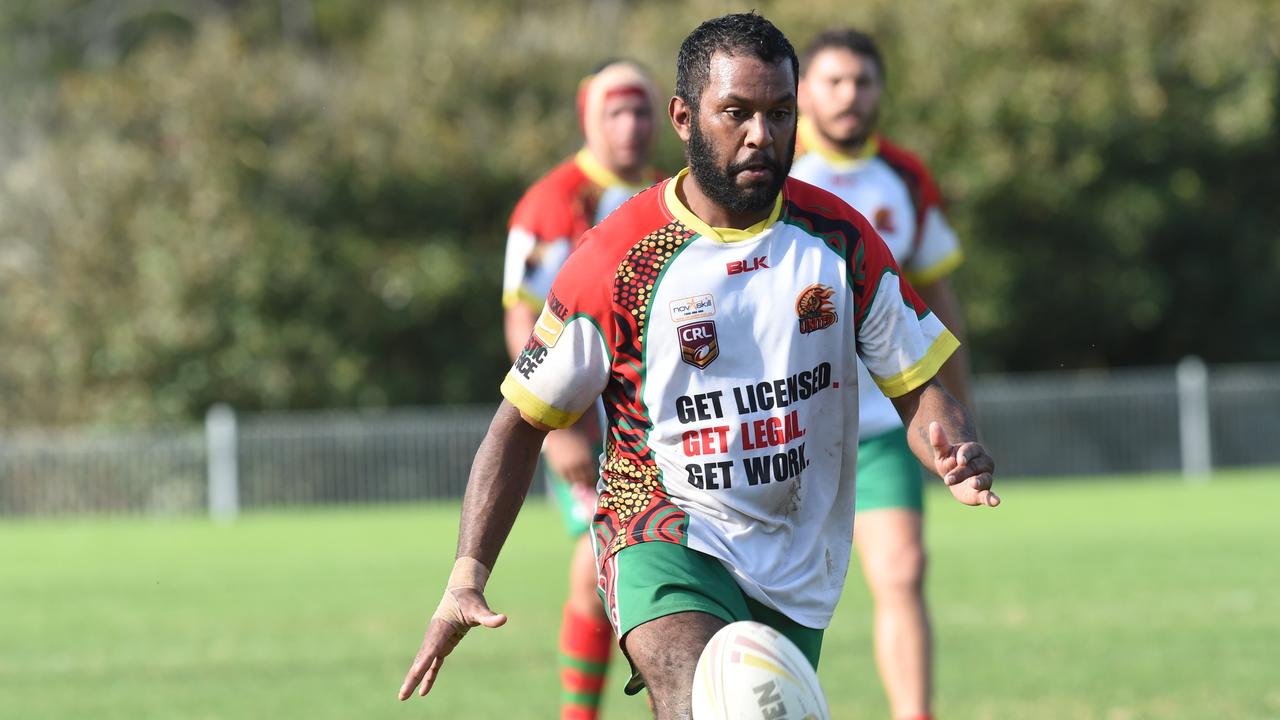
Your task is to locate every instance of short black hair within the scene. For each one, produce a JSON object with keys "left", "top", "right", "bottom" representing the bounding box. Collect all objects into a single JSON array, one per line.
[
  {"left": 800, "top": 28, "right": 886, "bottom": 82},
  {"left": 675, "top": 12, "right": 799, "bottom": 110}
]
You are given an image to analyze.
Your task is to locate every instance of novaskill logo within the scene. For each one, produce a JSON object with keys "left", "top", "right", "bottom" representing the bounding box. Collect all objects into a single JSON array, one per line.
[{"left": 669, "top": 293, "right": 716, "bottom": 322}]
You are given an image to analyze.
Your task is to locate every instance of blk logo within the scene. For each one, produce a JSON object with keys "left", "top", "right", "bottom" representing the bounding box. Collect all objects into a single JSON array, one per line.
[{"left": 726, "top": 256, "right": 769, "bottom": 276}]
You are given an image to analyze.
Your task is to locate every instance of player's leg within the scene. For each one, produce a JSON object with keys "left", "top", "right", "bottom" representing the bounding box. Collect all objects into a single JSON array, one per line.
[
  {"left": 600, "top": 541, "right": 755, "bottom": 718},
  {"left": 855, "top": 429, "right": 931, "bottom": 720},
  {"left": 549, "top": 467, "right": 612, "bottom": 720},
  {"left": 613, "top": 557, "right": 825, "bottom": 718},
  {"left": 562, "top": 534, "right": 613, "bottom": 719},
  {"left": 624, "top": 611, "right": 726, "bottom": 720},
  {"left": 856, "top": 509, "right": 930, "bottom": 718}
]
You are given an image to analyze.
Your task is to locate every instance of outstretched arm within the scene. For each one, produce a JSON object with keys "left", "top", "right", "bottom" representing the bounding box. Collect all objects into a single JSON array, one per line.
[
  {"left": 891, "top": 378, "right": 999, "bottom": 507},
  {"left": 455, "top": 400, "right": 551, "bottom": 565},
  {"left": 399, "top": 399, "right": 550, "bottom": 700},
  {"left": 914, "top": 278, "right": 972, "bottom": 411}
]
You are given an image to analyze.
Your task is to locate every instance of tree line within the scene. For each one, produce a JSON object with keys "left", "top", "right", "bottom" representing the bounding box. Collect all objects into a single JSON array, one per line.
[{"left": 0, "top": 0, "right": 1276, "bottom": 426}]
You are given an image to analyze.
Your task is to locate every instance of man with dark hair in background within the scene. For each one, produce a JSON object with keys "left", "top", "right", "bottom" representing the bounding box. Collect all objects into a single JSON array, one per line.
[
  {"left": 401, "top": 13, "right": 998, "bottom": 719},
  {"left": 501, "top": 59, "right": 663, "bottom": 720},
  {"left": 793, "top": 28, "right": 972, "bottom": 720}
]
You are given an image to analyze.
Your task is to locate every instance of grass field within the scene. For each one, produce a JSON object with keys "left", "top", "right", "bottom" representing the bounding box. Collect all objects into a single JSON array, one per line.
[{"left": 2, "top": 469, "right": 1278, "bottom": 719}]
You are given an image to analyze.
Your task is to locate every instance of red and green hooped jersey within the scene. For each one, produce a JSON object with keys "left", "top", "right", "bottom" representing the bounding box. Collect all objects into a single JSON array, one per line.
[
  {"left": 792, "top": 123, "right": 964, "bottom": 440},
  {"left": 501, "top": 170, "right": 957, "bottom": 628},
  {"left": 502, "top": 149, "right": 660, "bottom": 310}
]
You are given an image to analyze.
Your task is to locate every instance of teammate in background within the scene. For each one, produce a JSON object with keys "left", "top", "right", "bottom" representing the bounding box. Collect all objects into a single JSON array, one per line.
[
  {"left": 501, "top": 60, "right": 662, "bottom": 720},
  {"left": 401, "top": 13, "right": 998, "bottom": 719},
  {"left": 793, "top": 29, "right": 972, "bottom": 720}
]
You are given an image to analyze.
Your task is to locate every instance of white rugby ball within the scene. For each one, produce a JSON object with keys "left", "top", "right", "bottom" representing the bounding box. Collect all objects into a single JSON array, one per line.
[{"left": 691, "top": 621, "right": 831, "bottom": 720}]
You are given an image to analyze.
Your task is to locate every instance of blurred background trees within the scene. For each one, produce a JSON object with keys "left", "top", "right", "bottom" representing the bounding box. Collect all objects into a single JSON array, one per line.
[{"left": 0, "top": 0, "right": 1276, "bottom": 427}]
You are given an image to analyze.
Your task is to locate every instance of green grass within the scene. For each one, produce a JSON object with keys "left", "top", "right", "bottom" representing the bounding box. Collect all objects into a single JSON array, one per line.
[{"left": 2, "top": 469, "right": 1278, "bottom": 719}]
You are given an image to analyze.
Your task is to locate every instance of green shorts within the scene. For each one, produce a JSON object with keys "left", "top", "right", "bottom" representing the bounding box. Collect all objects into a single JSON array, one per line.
[
  {"left": 598, "top": 540, "right": 824, "bottom": 695},
  {"left": 856, "top": 428, "right": 925, "bottom": 512},
  {"left": 547, "top": 467, "right": 593, "bottom": 538}
]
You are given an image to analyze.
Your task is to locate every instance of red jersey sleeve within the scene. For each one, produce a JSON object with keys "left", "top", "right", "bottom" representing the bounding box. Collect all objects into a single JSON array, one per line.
[{"left": 500, "top": 224, "right": 617, "bottom": 428}]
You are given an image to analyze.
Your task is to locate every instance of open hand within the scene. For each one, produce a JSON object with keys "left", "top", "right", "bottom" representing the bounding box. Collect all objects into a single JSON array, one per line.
[
  {"left": 398, "top": 588, "right": 507, "bottom": 700},
  {"left": 929, "top": 421, "right": 1000, "bottom": 507}
]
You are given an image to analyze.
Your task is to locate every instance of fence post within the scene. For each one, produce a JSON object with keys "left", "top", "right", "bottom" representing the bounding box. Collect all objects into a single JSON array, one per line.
[
  {"left": 1176, "top": 356, "right": 1212, "bottom": 482},
  {"left": 206, "top": 403, "right": 239, "bottom": 521}
]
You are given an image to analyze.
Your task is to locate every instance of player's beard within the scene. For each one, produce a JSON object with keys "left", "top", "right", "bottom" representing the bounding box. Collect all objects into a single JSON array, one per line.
[
  {"left": 817, "top": 105, "right": 878, "bottom": 151},
  {"left": 686, "top": 113, "right": 794, "bottom": 215}
]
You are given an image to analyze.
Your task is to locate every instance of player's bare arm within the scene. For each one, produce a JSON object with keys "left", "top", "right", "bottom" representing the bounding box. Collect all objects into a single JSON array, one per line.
[
  {"left": 398, "top": 400, "right": 548, "bottom": 701},
  {"left": 503, "top": 302, "right": 540, "bottom": 363},
  {"left": 891, "top": 378, "right": 999, "bottom": 507},
  {"left": 915, "top": 278, "right": 973, "bottom": 411}
]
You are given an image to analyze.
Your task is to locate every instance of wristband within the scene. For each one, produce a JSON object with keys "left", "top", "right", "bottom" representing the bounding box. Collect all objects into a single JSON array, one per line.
[{"left": 431, "top": 557, "right": 490, "bottom": 639}]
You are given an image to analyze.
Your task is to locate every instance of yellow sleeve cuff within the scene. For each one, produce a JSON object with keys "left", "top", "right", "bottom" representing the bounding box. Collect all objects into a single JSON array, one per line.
[
  {"left": 872, "top": 329, "right": 960, "bottom": 398},
  {"left": 500, "top": 374, "right": 583, "bottom": 430},
  {"left": 501, "top": 288, "right": 546, "bottom": 310},
  {"left": 905, "top": 249, "right": 963, "bottom": 288}
]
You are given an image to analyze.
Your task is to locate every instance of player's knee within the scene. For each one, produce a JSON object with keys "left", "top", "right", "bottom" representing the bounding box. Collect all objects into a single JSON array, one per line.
[
  {"left": 631, "top": 646, "right": 697, "bottom": 718},
  {"left": 623, "top": 612, "right": 724, "bottom": 719},
  {"left": 867, "top": 543, "right": 927, "bottom": 597}
]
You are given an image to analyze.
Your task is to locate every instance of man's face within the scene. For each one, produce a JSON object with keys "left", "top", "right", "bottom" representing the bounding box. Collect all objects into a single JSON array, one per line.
[
  {"left": 680, "top": 51, "right": 797, "bottom": 214},
  {"left": 798, "top": 48, "right": 882, "bottom": 147},
  {"left": 595, "top": 93, "right": 655, "bottom": 176}
]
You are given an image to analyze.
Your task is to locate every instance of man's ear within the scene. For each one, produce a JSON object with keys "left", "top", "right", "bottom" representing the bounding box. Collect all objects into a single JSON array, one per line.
[{"left": 669, "top": 95, "right": 693, "bottom": 143}]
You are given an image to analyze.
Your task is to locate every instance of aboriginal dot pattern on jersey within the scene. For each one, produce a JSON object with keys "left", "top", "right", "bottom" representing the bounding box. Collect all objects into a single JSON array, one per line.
[
  {"left": 596, "top": 439, "right": 685, "bottom": 557},
  {"left": 606, "top": 220, "right": 695, "bottom": 461},
  {"left": 593, "top": 220, "right": 694, "bottom": 560},
  {"left": 612, "top": 221, "right": 694, "bottom": 324}
]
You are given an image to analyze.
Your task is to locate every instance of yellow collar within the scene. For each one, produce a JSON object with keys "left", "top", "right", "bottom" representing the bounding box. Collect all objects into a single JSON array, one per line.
[
  {"left": 797, "top": 116, "right": 879, "bottom": 170},
  {"left": 664, "top": 168, "right": 782, "bottom": 244},
  {"left": 575, "top": 148, "right": 647, "bottom": 192}
]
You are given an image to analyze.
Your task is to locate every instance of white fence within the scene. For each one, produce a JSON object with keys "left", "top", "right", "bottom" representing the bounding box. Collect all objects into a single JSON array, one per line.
[
  {"left": 0, "top": 407, "right": 494, "bottom": 518},
  {"left": 1, "top": 360, "right": 1277, "bottom": 518},
  {"left": 973, "top": 359, "right": 1280, "bottom": 479}
]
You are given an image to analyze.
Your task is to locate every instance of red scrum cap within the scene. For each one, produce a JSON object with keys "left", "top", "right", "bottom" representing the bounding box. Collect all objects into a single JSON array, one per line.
[{"left": 575, "top": 60, "right": 659, "bottom": 142}]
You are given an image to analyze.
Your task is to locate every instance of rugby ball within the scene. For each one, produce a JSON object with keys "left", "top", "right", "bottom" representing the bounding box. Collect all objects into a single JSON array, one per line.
[{"left": 691, "top": 621, "right": 831, "bottom": 720}]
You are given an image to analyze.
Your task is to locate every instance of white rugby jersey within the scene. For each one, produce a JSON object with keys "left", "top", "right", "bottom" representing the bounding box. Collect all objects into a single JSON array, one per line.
[
  {"left": 501, "top": 170, "right": 957, "bottom": 628},
  {"left": 791, "top": 120, "right": 963, "bottom": 439}
]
